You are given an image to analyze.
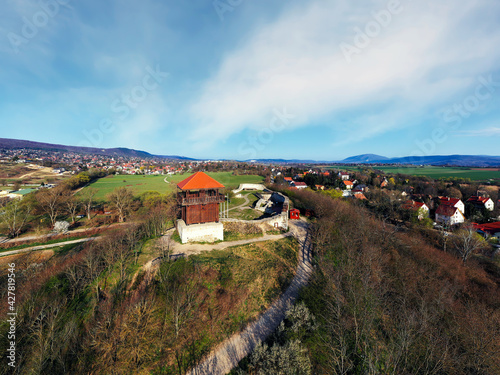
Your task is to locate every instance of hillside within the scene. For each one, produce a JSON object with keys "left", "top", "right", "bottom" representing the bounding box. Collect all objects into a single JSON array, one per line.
[{"left": 0, "top": 138, "right": 194, "bottom": 160}]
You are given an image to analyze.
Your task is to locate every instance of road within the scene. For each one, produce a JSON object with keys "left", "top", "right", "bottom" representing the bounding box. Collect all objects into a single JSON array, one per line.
[{"left": 186, "top": 219, "right": 313, "bottom": 375}]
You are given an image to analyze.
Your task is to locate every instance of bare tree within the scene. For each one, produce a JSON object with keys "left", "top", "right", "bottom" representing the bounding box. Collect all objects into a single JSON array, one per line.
[
  {"left": 65, "top": 195, "right": 81, "bottom": 225},
  {"left": 36, "top": 186, "right": 67, "bottom": 227},
  {"left": 455, "top": 224, "right": 486, "bottom": 264},
  {"left": 108, "top": 187, "right": 134, "bottom": 223},
  {"left": 0, "top": 199, "right": 32, "bottom": 237},
  {"left": 79, "top": 187, "right": 98, "bottom": 220}
]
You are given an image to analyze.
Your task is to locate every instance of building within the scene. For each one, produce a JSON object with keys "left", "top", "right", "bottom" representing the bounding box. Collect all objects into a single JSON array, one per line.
[
  {"left": 439, "top": 197, "right": 465, "bottom": 214},
  {"left": 176, "top": 172, "right": 225, "bottom": 243},
  {"left": 467, "top": 196, "right": 495, "bottom": 211},
  {"left": 402, "top": 200, "right": 429, "bottom": 220},
  {"left": 473, "top": 222, "right": 500, "bottom": 239},
  {"left": 435, "top": 205, "right": 465, "bottom": 226},
  {"left": 343, "top": 180, "right": 353, "bottom": 190},
  {"left": 292, "top": 181, "right": 308, "bottom": 189},
  {"left": 338, "top": 172, "right": 350, "bottom": 180}
]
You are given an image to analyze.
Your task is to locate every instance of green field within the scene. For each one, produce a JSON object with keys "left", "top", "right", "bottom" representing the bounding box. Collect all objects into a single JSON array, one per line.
[
  {"left": 331, "top": 165, "right": 500, "bottom": 181},
  {"left": 82, "top": 172, "right": 265, "bottom": 201}
]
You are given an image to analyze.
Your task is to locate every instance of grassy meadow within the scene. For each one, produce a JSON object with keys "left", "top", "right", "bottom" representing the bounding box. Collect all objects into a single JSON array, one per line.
[{"left": 81, "top": 172, "right": 265, "bottom": 201}]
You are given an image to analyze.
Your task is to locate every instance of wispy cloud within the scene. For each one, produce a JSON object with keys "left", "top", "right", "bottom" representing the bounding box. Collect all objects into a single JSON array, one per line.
[
  {"left": 456, "top": 126, "right": 500, "bottom": 137},
  {"left": 189, "top": 0, "right": 500, "bottom": 149}
]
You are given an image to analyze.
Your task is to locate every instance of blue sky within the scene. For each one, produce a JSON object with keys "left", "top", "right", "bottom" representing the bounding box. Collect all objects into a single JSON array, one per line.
[{"left": 1, "top": 0, "right": 500, "bottom": 161}]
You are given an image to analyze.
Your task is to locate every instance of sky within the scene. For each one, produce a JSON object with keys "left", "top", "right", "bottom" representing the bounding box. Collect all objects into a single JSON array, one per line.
[{"left": 1, "top": 0, "right": 500, "bottom": 161}]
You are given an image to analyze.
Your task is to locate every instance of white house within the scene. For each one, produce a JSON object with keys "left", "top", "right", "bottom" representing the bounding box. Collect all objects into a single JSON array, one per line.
[
  {"left": 467, "top": 196, "right": 495, "bottom": 211},
  {"left": 438, "top": 197, "right": 465, "bottom": 214},
  {"left": 435, "top": 205, "right": 465, "bottom": 226},
  {"left": 338, "top": 172, "right": 350, "bottom": 181},
  {"left": 292, "top": 181, "right": 308, "bottom": 189}
]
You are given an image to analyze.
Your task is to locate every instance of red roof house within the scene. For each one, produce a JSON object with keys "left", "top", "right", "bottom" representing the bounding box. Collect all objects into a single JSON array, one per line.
[
  {"left": 435, "top": 204, "right": 465, "bottom": 226},
  {"left": 467, "top": 196, "right": 495, "bottom": 211}
]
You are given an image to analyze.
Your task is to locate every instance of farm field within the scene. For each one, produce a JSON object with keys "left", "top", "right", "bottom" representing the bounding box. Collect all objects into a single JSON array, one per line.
[
  {"left": 82, "top": 172, "right": 265, "bottom": 201},
  {"left": 331, "top": 165, "right": 500, "bottom": 181}
]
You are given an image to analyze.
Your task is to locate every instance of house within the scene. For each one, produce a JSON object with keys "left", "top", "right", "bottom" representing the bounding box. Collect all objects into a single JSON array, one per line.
[
  {"left": 435, "top": 205, "right": 465, "bottom": 226},
  {"left": 289, "top": 209, "right": 300, "bottom": 220},
  {"left": 338, "top": 172, "right": 350, "bottom": 181},
  {"left": 353, "top": 184, "right": 368, "bottom": 193},
  {"left": 292, "top": 181, "right": 308, "bottom": 189},
  {"left": 284, "top": 177, "right": 293, "bottom": 185},
  {"left": 402, "top": 200, "right": 429, "bottom": 220},
  {"left": 6, "top": 188, "right": 36, "bottom": 199},
  {"left": 438, "top": 196, "right": 465, "bottom": 214},
  {"left": 467, "top": 196, "right": 494, "bottom": 211},
  {"left": 315, "top": 185, "right": 325, "bottom": 190},
  {"left": 473, "top": 222, "right": 500, "bottom": 239},
  {"left": 380, "top": 178, "right": 389, "bottom": 188},
  {"left": 343, "top": 181, "right": 353, "bottom": 190}
]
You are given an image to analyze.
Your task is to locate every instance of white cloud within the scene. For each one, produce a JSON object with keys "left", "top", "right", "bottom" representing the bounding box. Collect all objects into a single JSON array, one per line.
[{"left": 189, "top": 0, "right": 500, "bottom": 148}]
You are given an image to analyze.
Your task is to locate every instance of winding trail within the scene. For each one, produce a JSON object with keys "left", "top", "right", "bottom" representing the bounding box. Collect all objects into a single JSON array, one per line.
[
  {"left": 227, "top": 193, "right": 251, "bottom": 212},
  {"left": 186, "top": 219, "right": 313, "bottom": 375}
]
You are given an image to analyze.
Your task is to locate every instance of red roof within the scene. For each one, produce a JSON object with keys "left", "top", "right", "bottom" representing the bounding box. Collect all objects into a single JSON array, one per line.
[
  {"left": 439, "top": 197, "right": 461, "bottom": 206},
  {"left": 402, "top": 200, "right": 427, "bottom": 211},
  {"left": 436, "top": 205, "right": 459, "bottom": 217},
  {"left": 177, "top": 172, "right": 225, "bottom": 190},
  {"left": 343, "top": 181, "right": 353, "bottom": 186},
  {"left": 284, "top": 177, "right": 293, "bottom": 181},
  {"left": 473, "top": 221, "right": 500, "bottom": 234},
  {"left": 293, "top": 182, "right": 308, "bottom": 187},
  {"left": 467, "top": 196, "right": 491, "bottom": 205}
]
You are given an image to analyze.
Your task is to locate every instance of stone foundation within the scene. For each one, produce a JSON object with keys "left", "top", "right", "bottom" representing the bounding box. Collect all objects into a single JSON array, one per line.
[{"left": 177, "top": 220, "right": 224, "bottom": 244}]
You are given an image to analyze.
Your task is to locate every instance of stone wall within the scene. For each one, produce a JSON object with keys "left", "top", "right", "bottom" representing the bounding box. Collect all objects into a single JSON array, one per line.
[{"left": 177, "top": 220, "right": 224, "bottom": 244}]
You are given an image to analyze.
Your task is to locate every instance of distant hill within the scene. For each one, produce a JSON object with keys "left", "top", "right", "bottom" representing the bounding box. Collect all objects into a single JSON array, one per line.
[
  {"left": 0, "top": 138, "right": 195, "bottom": 160},
  {"left": 341, "top": 154, "right": 389, "bottom": 163}
]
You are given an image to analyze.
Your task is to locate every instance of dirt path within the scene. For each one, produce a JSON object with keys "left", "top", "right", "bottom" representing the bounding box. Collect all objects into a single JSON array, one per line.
[
  {"left": 186, "top": 219, "right": 313, "bottom": 375},
  {"left": 0, "top": 237, "right": 95, "bottom": 258},
  {"left": 0, "top": 222, "right": 129, "bottom": 246},
  {"left": 162, "top": 230, "right": 292, "bottom": 258},
  {"left": 227, "top": 193, "right": 251, "bottom": 212}
]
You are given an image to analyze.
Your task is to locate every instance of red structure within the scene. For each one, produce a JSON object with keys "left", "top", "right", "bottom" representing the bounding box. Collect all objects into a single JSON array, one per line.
[
  {"left": 289, "top": 208, "right": 300, "bottom": 220},
  {"left": 177, "top": 172, "right": 225, "bottom": 225}
]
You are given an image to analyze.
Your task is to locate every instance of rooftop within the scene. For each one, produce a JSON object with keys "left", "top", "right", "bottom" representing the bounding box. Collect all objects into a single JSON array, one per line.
[{"left": 177, "top": 171, "right": 225, "bottom": 190}]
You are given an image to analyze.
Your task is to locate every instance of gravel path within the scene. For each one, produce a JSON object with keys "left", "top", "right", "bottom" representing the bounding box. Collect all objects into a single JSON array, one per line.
[{"left": 186, "top": 219, "right": 313, "bottom": 375}]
